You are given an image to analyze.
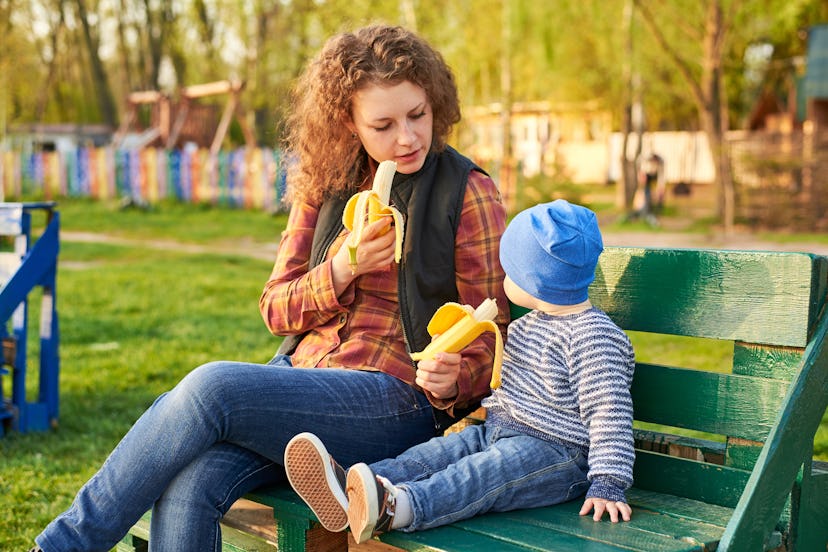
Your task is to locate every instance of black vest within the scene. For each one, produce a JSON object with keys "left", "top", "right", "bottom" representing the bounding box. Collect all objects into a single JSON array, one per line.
[{"left": 278, "top": 146, "right": 486, "bottom": 432}]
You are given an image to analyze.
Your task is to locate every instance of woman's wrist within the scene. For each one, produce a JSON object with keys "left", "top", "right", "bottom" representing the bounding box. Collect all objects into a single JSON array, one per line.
[{"left": 330, "top": 255, "right": 355, "bottom": 296}]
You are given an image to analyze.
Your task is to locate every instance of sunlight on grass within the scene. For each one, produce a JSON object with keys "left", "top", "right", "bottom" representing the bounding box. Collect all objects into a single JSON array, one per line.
[
  {"left": 1, "top": 233, "right": 280, "bottom": 549},
  {"left": 626, "top": 331, "right": 734, "bottom": 374},
  {"left": 52, "top": 197, "right": 288, "bottom": 245}
]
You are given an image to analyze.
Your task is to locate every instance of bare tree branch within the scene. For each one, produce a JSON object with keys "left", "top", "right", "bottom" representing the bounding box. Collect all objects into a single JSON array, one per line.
[{"left": 634, "top": 0, "right": 708, "bottom": 111}]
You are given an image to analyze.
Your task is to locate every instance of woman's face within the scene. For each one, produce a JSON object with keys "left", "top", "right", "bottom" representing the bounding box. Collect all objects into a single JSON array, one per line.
[{"left": 348, "top": 80, "right": 433, "bottom": 175}]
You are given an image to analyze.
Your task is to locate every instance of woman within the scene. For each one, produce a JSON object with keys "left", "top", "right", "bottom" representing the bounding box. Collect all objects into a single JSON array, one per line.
[{"left": 33, "top": 24, "right": 508, "bottom": 552}]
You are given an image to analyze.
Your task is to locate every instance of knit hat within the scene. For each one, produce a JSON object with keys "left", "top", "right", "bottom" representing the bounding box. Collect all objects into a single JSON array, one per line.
[{"left": 499, "top": 200, "right": 603, "bottom": 305}]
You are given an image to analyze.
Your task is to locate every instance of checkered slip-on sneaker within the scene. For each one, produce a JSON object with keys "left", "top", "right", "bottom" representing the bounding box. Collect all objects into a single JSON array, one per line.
[
  {"left": 346, "top": 463, "right": 397, "bottom": 543},
  {"left": 284, "top": 432, "right": 349, "bottom": 532}
]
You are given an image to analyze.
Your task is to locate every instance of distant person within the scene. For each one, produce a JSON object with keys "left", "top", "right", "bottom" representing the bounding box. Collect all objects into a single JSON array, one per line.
[
  {"left": 284, "top": 200, "right": 636, "bottom": 543},
  {"left": 30, "top": 24, "right": 508, "bottom": 552},
  {"left": 629, "top": 153, "right": 664, "bottom": 226}
]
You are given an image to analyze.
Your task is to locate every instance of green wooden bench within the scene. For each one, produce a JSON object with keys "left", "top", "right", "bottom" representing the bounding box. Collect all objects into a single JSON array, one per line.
[{"left": 123, "top": 246, "right": 828, "bottom": 551}]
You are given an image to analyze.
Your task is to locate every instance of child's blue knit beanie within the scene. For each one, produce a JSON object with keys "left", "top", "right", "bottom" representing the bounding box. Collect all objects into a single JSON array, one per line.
[{"left": 500, "top": 199, "right": 603, "bottom": 305}]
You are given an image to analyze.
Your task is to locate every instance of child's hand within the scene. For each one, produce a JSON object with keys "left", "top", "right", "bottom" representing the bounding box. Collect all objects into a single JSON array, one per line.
[{"left": 579, "top": 497, "right": 632, "bottom": 522}]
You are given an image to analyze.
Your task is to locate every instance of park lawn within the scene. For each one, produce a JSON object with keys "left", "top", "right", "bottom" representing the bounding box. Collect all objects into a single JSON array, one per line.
[
  {"left": 1, "top": 236, "right": 280, "bottom": 549},
  {"left": 46, "top": 196, "right": 289, "bottom": 245},
  {"left": 1, "top": 197, "right": 826, "bottom": 550}
]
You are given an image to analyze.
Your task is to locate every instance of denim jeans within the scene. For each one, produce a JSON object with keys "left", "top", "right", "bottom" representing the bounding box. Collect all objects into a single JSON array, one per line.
[
  {"left": 370, "top": 423, "right": 590, "bottom": 531},
  {"left": 37, "top": 355, "right": 436, "bottom": 552}
]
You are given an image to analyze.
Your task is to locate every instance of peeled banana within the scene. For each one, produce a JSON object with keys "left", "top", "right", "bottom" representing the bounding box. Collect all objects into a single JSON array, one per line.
[
  {"left": 411, "top": 298, "right": 504, "bottom": 389},
  {"left": 342, "top": 160, "right": 404, "bottom": 272}
]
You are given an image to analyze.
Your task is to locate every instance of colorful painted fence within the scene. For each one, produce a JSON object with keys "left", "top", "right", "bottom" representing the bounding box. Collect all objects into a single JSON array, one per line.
[{"left": 0, "top": 147, "right": 288, "bottom": 211}]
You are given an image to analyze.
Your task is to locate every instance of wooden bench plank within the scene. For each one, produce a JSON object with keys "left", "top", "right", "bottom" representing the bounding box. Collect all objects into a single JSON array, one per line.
[
  {"left": 631, "top": 363, "right": 790, "bottom": 442},
  {"left": 591, "top": 248, "right": 816, "bottom": 347},
  {"left": 732, "top": 343, "right": 803, "bottom": 381},
  {"left": 625, "top": 488, "right": 734, "bottom": 526},
  {"left": 247, "top": 486, "right": 349, "bottom": 551},
  {"left": 633, "top": 450, "right": 751, "bottom": 508},
  {"left": 222, "top": 498, "right": 280, "bottom": 545},
  {"left": 471, "top": 500, "right": 724, "bottom": 551},
  {"left": 719, "top": 308, "right": 828, "bottom": 550},
  {"left": 379, "top": 521, "right": 629, "bottom": 551},
  {"left": 119, "top": 510, "right": 277, "bottom": 552}
]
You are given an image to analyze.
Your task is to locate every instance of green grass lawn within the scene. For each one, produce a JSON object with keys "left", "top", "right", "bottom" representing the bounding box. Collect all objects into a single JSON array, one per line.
[
  {"left": 1, "top": 200, "right": 283, "bottom": 550},
  {"left": 1, "top": 197, "right": 826, "bottom": 550}
]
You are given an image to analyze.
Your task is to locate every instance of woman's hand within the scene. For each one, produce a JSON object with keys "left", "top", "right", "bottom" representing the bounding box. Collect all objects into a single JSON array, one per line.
[
  {"left": 415, "top": 352, "right": 462, "bottom": 399},
  {"left": 331, "top": 216, "right": 398, "bottom": 292}
]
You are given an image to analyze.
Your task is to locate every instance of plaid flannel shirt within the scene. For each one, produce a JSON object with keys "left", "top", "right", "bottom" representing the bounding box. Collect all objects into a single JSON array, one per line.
[{"left": 259, "top": 169, "right": 508, "bottom": 412}]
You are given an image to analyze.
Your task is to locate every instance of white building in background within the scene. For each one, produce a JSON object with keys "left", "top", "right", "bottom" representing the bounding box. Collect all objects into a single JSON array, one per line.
[
  {"left": 461, "top": 101, "right": 715, "bottom": 186},
  {"left": 607, "top": 131, "right": 716, "bottom": 185}
]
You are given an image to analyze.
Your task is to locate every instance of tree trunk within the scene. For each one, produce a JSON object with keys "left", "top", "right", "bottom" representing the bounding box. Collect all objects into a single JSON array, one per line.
[
  {"left": 35, "top": 1, "right": 66, "bottom": 121},
  {"left": 499, "top": 0, "right": 514, "bottom": 210},
  {"left": 193, "top": 0, "right": 220, "bottom": 82},
  {"left": 700, "top": 0, "right": 733, "bottom": 234},
  {"left": 115, "top": 0, "right": 134, "bottom": 93},
  {"left": 634, "top": 0, "right": 734, "bottom": 233},
  {"left": 619, "top": 0, "right": 636, "bottom": 210},
  {"left": 75, "top": 0, "right": 118, "bottom": 126}
]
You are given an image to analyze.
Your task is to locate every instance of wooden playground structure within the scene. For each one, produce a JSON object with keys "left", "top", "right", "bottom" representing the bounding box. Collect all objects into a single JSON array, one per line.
[{"left": 114, "top": 79, "right": 256, "bottom": 155}]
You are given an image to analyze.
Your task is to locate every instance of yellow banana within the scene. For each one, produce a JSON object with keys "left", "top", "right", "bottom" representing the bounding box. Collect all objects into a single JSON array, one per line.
[
  {"left": 342, "top": 160, "right": 404, "bottom": 271},
  {"left": 410, "top": 298, "right": 504, "bottom": 389}
]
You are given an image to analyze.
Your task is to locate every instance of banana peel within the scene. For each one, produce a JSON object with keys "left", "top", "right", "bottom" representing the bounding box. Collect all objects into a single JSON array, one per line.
[
  {"left": 411, "top": 298, "right": 504, "bottom": 389},
  {"left": 342, "top": 160, "right": 404, "bottom": 270}
]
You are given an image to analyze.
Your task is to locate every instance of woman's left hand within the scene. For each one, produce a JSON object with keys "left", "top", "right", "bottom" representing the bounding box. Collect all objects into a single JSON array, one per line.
[{"left": 415, "top": 352, "right": 461, "bottom": 399}]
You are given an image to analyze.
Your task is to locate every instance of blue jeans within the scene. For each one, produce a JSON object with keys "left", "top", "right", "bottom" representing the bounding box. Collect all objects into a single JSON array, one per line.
[
  {"left": 37, "top": 355, "right": 436, "bottom": 552},
  {"left": 370, "top": 423, "right": 589, "bottom": 531}
]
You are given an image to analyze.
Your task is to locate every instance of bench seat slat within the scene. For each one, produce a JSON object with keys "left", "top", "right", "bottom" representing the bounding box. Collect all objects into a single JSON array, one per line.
[
  {"left": 119, "top": 511, "right": 276, "bottom": 552},
  {"left": 479, "top": 500, "right": 722, "bottom": 551},
  {"left": 632, "top": 363, "right": 790, "bottom": 442},
  {"left": 246, "top": 485, "right": 313, "bottom": 523},
  {"left": 379, "top": 520, "right": 631, "bottom": 551},
  {"left": 625, "top": 488, "right": 734, "bottom": 526},
  {"left": 381, "top": 494, "right": 736, "bottom": 552},
  {"left": 591, "top": 248, "right": 817, "bottom": 347}
]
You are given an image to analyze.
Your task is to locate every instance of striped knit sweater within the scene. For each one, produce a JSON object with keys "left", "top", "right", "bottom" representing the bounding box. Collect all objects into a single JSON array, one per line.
[{"left": 482, "top": 307, "right": 636, "bottom": 502}]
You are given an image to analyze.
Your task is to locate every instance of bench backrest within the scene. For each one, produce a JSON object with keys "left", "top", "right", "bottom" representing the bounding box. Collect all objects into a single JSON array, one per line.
[{"left": 586, "top": 247, "right": 828, "bottom": 525}]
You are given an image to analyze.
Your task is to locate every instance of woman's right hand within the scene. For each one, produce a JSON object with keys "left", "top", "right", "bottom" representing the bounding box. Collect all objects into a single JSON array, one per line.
[
  {"left": 415, "top": 352, "right": 462, "bottom": 400},
  {"left": 331, "top": 216, "right": 398, "bottom": 292}
]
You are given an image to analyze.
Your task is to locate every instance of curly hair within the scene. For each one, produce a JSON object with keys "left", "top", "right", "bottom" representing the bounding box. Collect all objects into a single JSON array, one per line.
[{"left": 284, "top": 25, "right": 461, "bottom": 205}]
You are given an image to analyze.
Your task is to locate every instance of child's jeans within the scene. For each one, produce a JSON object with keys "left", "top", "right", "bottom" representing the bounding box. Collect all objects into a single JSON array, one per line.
[{"left": 370, "top": 423, "right": 590, "bottom": 531}]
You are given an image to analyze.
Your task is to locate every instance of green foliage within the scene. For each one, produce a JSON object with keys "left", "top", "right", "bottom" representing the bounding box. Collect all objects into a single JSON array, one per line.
[{"left": 5, "top": 0, "right": 826, "bottom": 141}]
